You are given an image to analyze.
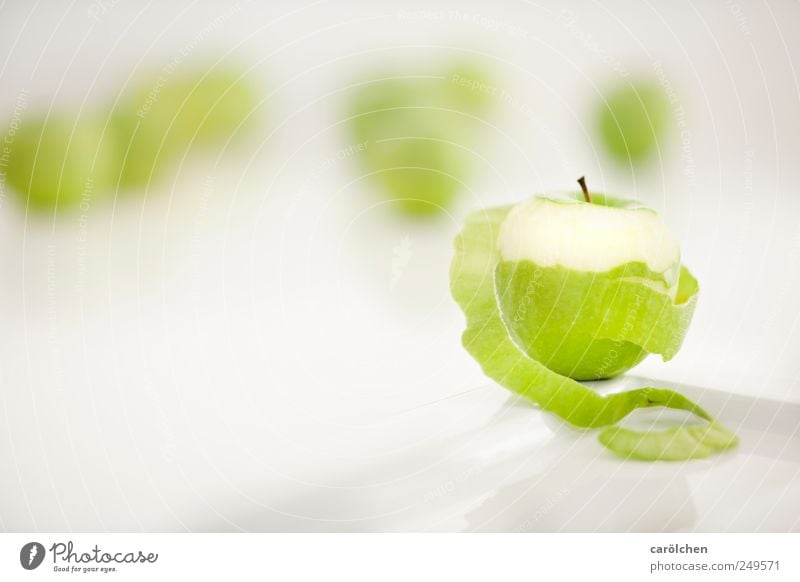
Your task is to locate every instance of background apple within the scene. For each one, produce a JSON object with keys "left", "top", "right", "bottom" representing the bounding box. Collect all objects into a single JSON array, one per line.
[
  {"left": 3, "top": 113, "right": 114, "bottom": 212},
  {"left": 347, "top": 62, "right": 492, "bottom": 216},
  {"left": 110, "top": 63, "right": 261, "bottom": 188},
  {"left": 595, "top": 80, "right": 671, "bottom": 165}
]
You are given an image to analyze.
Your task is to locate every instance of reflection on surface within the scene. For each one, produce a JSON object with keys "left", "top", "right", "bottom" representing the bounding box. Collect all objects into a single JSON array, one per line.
[
  {"left": 222, "top": 377, "right": 799, "bottom": 532},
  {"left": 466, "top": 452, "right": 698, "bottom": 532}
]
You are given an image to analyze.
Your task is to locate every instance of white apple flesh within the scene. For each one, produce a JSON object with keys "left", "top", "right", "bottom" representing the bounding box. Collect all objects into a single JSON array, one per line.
[{"left": 497, "top": 195, "right": 680, "bottom": 278}]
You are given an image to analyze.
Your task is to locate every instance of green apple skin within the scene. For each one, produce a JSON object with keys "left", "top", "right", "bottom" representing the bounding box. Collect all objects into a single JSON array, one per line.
[
  {"left": 348, "top": 64, "right": 491, "bottom": 216},
  {"left": 111, "top": 64, "right": 260, "bottom": 187},
  {"left": 496, "top": 261, "right": 649, "bottom": 380},
  {"left": 597, "top": 81, "right": 670, "bottom": 164},
  {"left": 495, "top": 192, "right": 681, "bottom": 381},
  {"left": 4, "top": 114, "right": 113, "bottom": 212}
]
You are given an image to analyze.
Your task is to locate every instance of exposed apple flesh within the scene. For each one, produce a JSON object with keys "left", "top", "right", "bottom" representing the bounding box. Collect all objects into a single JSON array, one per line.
[{"left": 497, "top": 194, "right": 680, "bottom": 279}]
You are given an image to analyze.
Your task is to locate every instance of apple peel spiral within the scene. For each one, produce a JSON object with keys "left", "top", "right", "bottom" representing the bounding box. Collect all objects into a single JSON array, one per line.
[{"left": 450, "top": 199, "right": 738, "bottom": 461}]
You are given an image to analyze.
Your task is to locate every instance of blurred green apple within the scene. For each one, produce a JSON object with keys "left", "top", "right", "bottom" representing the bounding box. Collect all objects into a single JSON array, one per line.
[
  {"left": 596, "top": 81, "right": 670, "bottom": 164},
  {"left": 110, "top": 63, "right": 260, "bottom": 187},
  {"left": 3, "top": 113, "right": 114, "bottom": 212},
  {"left": 348, "top": 63, "right": 492, "bottom": 216}
]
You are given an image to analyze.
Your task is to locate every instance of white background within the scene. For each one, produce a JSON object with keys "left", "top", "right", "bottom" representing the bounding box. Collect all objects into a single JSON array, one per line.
[{"left": 0, "top": 0, "right": 798, "bottom": 532}]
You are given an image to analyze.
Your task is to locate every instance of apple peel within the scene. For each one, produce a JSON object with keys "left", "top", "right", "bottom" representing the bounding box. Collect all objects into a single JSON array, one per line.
[{"left": 450, "top": 206, "right": 738, "bottom": 461}]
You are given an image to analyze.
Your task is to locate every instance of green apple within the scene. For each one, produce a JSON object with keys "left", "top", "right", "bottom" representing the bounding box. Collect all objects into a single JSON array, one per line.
[
  {"left": 110, "top": 63, "right": 260, "bottom": 187},
  {"left": 495, "top": 190, "right": 681, "bottom": 380},
  {"left": 450, "top": 180, "right": 737, "bottom": 460},
  {"left": 347, "top": 63, "right": 492, "bottom": 216},
  {"left": 596, "top": 80, "right": 670, "bottom": 164},
  {"left": 3, "top": 113, "right": 114, "bottom": 212}
]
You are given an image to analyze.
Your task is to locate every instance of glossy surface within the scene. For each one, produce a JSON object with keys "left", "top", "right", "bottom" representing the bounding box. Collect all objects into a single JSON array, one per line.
[{"left": 227, "top": 376, "right": 798, "bottom": 532}]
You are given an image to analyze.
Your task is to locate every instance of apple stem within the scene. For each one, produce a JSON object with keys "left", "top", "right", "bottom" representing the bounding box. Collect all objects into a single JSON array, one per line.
[{"left": 577, "top": 176, "right": 592, "bottom": 203}]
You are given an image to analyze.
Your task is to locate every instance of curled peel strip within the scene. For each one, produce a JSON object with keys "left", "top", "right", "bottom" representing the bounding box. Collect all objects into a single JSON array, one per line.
[{"left": 450, "top": 207, "right": 738, "bottom": 461}]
